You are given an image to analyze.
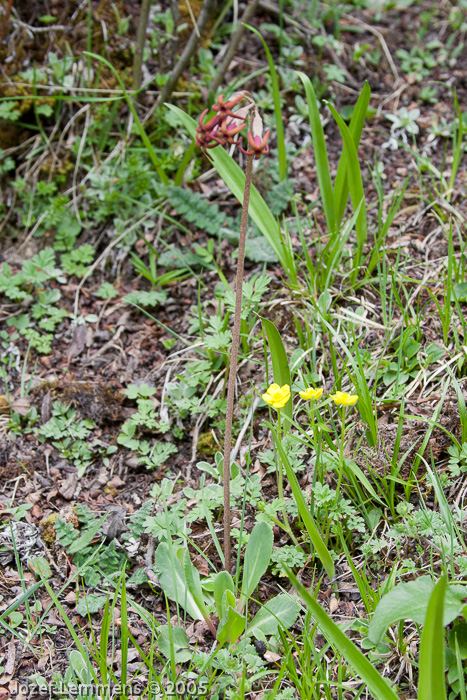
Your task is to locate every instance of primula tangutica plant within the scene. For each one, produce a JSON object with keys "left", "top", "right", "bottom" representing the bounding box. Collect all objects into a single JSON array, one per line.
[{"left": 196, "top": 92, "right": 270, "bottom": 572}]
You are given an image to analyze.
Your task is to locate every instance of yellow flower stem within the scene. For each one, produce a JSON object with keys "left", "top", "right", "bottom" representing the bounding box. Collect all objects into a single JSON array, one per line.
[
  {"left": 334, "top": 406, "right": 346, "bottom": 505},
  {"left": 309, "top": 402, "right": 322, "bottom": 491},
  {"left": 322, "top": 406, "right": 347, "bottom": 546},
  {"left": 275, "top": 409, "right": 300, "bottom": 546}
]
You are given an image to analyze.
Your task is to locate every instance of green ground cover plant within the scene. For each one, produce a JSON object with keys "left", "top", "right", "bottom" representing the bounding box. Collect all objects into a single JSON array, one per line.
[{"left": 1, "top": 1, "right": 467, "bottom": 698}]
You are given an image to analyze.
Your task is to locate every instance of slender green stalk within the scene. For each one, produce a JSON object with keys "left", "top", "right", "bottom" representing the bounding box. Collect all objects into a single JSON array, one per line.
[
  {"left": 334, "top": 407, "right": 346, "bottom": 504},
  {"left": 223, "top": 153, "right": 254, "bottom": 572},
  {"left": 275, "top": 410, "right": 298, "bottom": 544}
]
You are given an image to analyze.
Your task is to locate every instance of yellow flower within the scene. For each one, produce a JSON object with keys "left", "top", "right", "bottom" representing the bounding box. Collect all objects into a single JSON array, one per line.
[
  {"left": 299, "top": 387, "right": 324, "bottom": 401},
  {"left": 330, "top": 391, "right": 359, "bottom": 407},
  {"left": 261, "top": 383, "right": 291, "bottom": 409}
]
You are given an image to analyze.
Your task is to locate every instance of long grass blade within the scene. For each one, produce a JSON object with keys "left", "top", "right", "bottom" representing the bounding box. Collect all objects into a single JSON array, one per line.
[
  {"left": 272, "top": 426, "right": 335, "bottom": 580},
  {"left": 334, "top": 82, "right": 371, "bottom": 225},
  {"left": 246, "top": 24, "right": 287, "bottom": 181},
  {"left": 326, "top": 103, "right": 367, "bottom": 275},
  {"left": 84, "top": 52, "right": 169, "bottom": 186},
  {"left": 261, "top": 316, "right": 293, "bottom": 430},
  {"left": 418, "top": 576, "right": 447, "bottom": 700},
  {"left": 288, "top": 571, "right": 400, "bottom": 700},
  {"left": 297, "top": 71, "right": 336, "bottom": 235}
]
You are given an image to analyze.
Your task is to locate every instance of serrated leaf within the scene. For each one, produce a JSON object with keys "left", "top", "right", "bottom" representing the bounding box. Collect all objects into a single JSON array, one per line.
[{"left": 245, "top": 236, "right": 278, "bottom": 263}]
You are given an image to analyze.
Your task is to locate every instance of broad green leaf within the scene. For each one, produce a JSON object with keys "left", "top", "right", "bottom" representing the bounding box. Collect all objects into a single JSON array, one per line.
[
  {"left": 453, "top": 282, "right": 467, "bottom": 302},
  {"left": 261, "top": 316, "right": 293, "bottom": 430},
  {"left": 28, "top": 556, "right": 52, "bottom": 579},
  {"left": 368, "top": 576, "right": 466, "bottom": 645},
  {"left": 217, "top": 605, "right": 246, "bottom": 646},
  {"left": 213, "top": 571, "right": 236, "bottom": 619},
  {"left": 418, "top": 576, "right": 447, "bottom": 700},
  {"left": 334, "top": 82, "right": 371, "bottom": 225},
  {"left": 68, "top": 650, "right": 92, "bottom": 683},
  {"left": 288, "top": 571, "right": 399, "bottom": 700},
  {"left": 157, "top": 625, "right": 191, "bottom": 663},
  {"left": 182, "top": 549, "right": 210, "bottom": 622},
  {"left": 448, "top": 623, "right": 467, "bottom": 659},
  {"left": 165, "top": 104, "right": 286, "bottom": 268},
  {"left": 68, "top": 514, "right": 107, "bottom": 554},
  {"left": 76, "top": 594, "right": 107, "bottom": 616},
  {"left": 154, "top": 543, "right": 204, "bottom": 621},
  {"left": 273, "top": 427, "right": 335, "bottom": 580},
  {"left": 248, "top": 594, "right": 299, "bottom": 638},
  {"left": 297, "top": 71, "right": 336, "bottom": 235},
  {"left": 238, "top": 522, "right": 273, "bottom": 613}
]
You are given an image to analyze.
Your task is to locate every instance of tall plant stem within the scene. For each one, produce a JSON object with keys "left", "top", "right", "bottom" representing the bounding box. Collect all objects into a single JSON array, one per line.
[{"left": 223, "top": 153, "right": 254, "bottom": 572}]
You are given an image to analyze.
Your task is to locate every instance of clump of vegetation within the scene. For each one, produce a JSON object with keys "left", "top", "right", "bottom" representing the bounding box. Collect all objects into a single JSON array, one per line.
[{"left": 1, "top": 1, "right": 467, "bottom": 698}]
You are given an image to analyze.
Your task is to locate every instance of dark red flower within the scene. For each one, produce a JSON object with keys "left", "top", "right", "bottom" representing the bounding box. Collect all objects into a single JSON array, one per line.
[
  {"left": 238, "top": 129, "right": 271, "bottom": 159},
  {"left": 195, "top": 95, "right": 247, "bottom": 153},
  {"left": 212, "top": 93, "right": 246, "bottom": 127}
]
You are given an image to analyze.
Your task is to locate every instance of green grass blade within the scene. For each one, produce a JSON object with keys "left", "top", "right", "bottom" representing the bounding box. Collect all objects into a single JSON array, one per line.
[
  {"left": 418, "top": 576, "right": 447, "bottom": 700},
  {"left": 272, "top": 426, "right": 335, "bottom": 580},
  {"left": 287, "top": 571, "right": 399, "bottom": 700},
  {"left": 99, "top": 595, "right": 111, "bottom": 685},
  {"left": 334, "top": 82, "right": 371, "bottom": 226},
  {"left": 297, "top": 71, "right": 337, "bottom": 235},
  {"left": 318, "top": 318, "right": 377, "bottom": 446},
  {"left": 39, "top": 575, "right": 99, "bottom": 683},
  {"left": 0, "top": 582, "right": 41, "bottom": 620},
  {"left": 84, "top": 52, "right": 169, "bottom": 186},
  {"left": 449, "top": 89, "right": 464, "bottom": 197},
  {"left": 326, "top": 103, "right": 367, "bottom": 275},
  {"left": 120, "top": 575, "right": 129, "bottom": 697},
  {"left": 166, "top": 104, "right": 287, "bottom": 268},
  {"left": 261, "top": 316, "right": 293, "bottom": 430},
  {"left": 246, "top": 24, "right": 287, "bottom": 181}
]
